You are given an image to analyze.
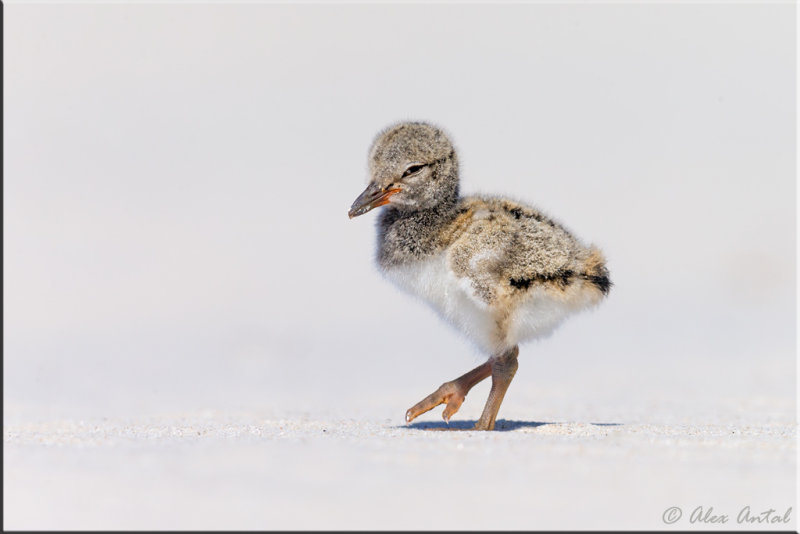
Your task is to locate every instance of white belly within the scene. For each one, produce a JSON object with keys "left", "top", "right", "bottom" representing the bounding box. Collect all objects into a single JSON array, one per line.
[
  {"left": 505, "top": 285, "right": 600, "bottom": 349},
  {"left": 382, "top": 254, "right": 498, "bottom": 353},
  {"left": 381, "top": 254, "right": 600, "bottom": 355}
]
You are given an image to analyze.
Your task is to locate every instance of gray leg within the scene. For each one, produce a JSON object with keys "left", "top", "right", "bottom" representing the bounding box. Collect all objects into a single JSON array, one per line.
[{"left": 474, "top": 346, "right": 519, "bottom": 430}]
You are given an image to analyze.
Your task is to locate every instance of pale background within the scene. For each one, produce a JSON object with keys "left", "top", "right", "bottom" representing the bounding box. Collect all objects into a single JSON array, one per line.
[{"left": 4, "top": 2, "right": 796, "bottom": 530}]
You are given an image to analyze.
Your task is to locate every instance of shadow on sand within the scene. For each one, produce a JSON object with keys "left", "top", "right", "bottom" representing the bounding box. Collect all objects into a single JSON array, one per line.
[{"left": 401, "top": 420, "right": 622, "bottom": 432}]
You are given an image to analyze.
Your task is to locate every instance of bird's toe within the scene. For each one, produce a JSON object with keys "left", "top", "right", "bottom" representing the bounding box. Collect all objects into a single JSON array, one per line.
[{"left": 405, "top": 381, "right": 465, "bottom": 424}]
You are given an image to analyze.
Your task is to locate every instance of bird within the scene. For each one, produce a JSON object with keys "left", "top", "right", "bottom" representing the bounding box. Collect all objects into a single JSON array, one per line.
[{"left": 348, "top": 121, "right": 611, "bottom": 430}]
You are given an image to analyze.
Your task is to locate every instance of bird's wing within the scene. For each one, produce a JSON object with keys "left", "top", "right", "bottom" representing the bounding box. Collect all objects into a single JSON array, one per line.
[
  {"left": 446, "top": 200, "right": 583, "bottom": 305},
  {"left": 505, "top": 215, "right": 577, "bottom": 280},
  {"left": 446, "top": 215, "right": 518, "bottom": 305}
]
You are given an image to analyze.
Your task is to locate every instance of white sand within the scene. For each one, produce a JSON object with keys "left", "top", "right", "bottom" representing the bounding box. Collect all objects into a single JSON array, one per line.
[{"left": 5, "top": 393, "right": 795, "bottom": 530}]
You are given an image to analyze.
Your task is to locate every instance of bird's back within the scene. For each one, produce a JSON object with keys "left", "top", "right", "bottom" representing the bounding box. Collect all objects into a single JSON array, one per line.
[{"left": 448, "top": 196, "right": 610, "bottom": 302}]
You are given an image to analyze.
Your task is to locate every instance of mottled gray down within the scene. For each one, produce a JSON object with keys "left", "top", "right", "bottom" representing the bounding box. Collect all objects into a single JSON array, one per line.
[{"left": 370, "top": 121, "right": 611, "bottom": 307}]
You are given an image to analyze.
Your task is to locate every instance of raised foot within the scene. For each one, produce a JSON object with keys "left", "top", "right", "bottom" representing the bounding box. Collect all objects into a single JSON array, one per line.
[{"left": 405, "top": 381, "right": 468, "bottom": 424}]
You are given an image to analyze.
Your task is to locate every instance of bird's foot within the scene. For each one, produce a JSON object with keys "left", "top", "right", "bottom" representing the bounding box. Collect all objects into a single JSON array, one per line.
[
  {"left": 405, "top": 380, "right": 469, "bottom": 425},
  {"left": 472, "top": 419, "right": 495, "bottom": 431}
]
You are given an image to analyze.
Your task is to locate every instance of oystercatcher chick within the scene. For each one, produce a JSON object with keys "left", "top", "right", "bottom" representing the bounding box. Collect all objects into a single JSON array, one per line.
[{"left": 348, "top": 121, "right": 611, "bottom": 430}]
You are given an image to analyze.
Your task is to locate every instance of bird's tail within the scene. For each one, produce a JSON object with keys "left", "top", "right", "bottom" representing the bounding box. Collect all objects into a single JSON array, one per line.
[{"left": 581, "top": 247, "right": 612, "bottom": 296}]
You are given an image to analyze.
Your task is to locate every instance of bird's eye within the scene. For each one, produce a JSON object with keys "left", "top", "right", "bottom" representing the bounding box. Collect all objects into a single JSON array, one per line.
[{"left": 402, "top": 164, "right": 425, "bottom": 178}]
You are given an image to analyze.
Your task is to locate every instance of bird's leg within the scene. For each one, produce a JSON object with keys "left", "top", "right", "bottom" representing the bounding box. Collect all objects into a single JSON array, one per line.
[
  {"left": 474, "top": 345, "right": 519, "bottom": 431},
  {"left": 405, "top": 360, "right": 492, "bottom": 424}
]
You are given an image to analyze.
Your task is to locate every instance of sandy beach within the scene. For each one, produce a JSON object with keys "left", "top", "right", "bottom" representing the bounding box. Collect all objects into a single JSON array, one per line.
[
  {"left": 5, "top": 337, "right": 796, "bottom": 530},
  {"left": 5, "top": 409, "right": 795, "bottom": 530}
]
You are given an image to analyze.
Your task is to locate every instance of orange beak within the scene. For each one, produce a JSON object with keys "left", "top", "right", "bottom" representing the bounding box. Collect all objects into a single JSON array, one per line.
[{"left": 348, "top": 183, "right": 401, "bottom": 218}]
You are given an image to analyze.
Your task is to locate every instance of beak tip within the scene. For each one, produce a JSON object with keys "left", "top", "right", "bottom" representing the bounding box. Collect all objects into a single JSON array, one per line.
[{"left": 349, "top": 185, "right": 401, "bottom": 220}]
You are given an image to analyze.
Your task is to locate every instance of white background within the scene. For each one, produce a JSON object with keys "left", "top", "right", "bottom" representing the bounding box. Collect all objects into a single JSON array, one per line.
[{"left": 4, "top": 2, "right": 795, "bottom": 529}]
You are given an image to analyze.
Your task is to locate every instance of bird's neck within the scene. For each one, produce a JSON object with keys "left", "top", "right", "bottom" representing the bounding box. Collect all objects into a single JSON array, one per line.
[{"left": 376, "top": 195, "right": 462, "bottom": 267}]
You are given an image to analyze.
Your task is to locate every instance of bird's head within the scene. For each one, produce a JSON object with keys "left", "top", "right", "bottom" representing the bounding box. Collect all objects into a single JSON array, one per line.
[{"left": 348, "top": 121, "right": 459, "bottom": 218}]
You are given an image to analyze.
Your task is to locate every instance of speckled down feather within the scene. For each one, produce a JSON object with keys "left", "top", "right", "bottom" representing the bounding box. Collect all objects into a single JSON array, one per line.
[{"left": 364, "top": 121, "right": 611, "bottom": 354}]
